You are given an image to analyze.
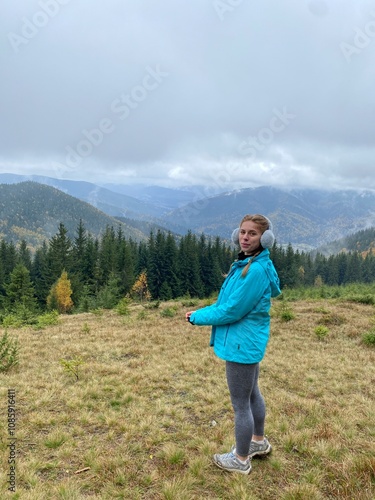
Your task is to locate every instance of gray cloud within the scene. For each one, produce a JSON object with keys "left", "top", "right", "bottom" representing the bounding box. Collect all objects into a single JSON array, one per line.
[{"left": 1, "top": 0, "right": 375, "bottom": 190}]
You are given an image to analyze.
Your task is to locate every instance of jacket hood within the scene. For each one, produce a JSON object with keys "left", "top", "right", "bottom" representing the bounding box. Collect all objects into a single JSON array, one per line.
[{"left": 246, "top": 250, "right": 281, "bottom": 298}]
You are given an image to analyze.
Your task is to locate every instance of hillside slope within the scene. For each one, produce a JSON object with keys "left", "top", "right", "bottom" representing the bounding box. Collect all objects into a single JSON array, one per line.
[
  {"left": 0, "top": 173, "right": 182, "bottom": 218},
  {"left": 0, "top": 182, "right": 148, "bottom": 248},
  {"left": 316, "top": 227, "right": 375, "bottom": 256}
]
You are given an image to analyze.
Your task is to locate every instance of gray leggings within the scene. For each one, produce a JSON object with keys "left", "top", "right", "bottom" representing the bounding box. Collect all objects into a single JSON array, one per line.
[{"left": 226, "top": 361, "right": 266, "bottom": 457}]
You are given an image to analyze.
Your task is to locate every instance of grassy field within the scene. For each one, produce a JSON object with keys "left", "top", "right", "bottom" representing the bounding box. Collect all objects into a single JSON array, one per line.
[{"left": 0, "top": 297, "right": 374, "bottom": 499}]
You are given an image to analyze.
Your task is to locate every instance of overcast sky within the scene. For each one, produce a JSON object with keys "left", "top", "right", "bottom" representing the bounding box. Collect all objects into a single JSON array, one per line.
[{"left": 1, "top": 0, "right": 375, "bottom": 192}]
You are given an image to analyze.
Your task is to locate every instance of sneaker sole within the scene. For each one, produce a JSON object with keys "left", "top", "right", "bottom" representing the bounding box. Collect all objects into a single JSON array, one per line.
[
  {"left": 213, "top": 455, "right": 252, "bottom": 475},
  {"left": 249, "top": 444, "right": 272, "bottom": 458}
]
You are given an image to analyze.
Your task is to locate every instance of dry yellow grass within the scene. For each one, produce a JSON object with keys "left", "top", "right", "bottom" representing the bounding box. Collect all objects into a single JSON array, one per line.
[{"left": 0, "top": 298, "right": 374, "bottom": 499}]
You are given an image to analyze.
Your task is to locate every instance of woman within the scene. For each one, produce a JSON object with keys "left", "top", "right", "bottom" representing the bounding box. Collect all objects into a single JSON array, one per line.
[{"left": 186, "top": 214, "right": 281, "bottom": 474}]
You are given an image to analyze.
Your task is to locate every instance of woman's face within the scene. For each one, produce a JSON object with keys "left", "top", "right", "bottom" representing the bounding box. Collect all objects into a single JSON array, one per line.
[{"left": 239, "top": 220, "right": 262, "bottom": 255}]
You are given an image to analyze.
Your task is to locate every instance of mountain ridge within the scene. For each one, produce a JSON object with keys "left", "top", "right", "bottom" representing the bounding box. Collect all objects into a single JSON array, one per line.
[
  {"left": 0, "top": 182, "right": 159, "bottom": 249},
  {"left": 1, "top": 173, "right": 375, "bottom": 251},
  {"left": 162, "top": 185, "right": 375, "bottom": 250}
]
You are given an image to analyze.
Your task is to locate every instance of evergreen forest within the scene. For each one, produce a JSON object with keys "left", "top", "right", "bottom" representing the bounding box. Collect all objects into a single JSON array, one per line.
[{"left": 2, "top": 220, "right": 375, "bottom": 323}]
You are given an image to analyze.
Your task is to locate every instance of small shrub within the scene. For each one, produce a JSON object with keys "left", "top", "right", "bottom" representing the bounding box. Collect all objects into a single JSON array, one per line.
[
  {"left": 347, "top": 294, "right": 375, "bottom": 305},
  {"left": 315, "top": 325, "right": 329, "bottom": 340},
  {"left": 181, "top": 298, "right": 199, "bottom": 307},
  {"left": 116, "top": 297, "right": 131, "bottom": 316},
  {"left": 81, "top": 322, "right": 90, "bottom": 334},
  {"left": 278, "top": 304, "right": 295, "bottom": 322},
  {"left": 137, "top": 310, "right": 147, "bottom": 320},
  {"left": 362, "top": 330, "right": 375, "bottom": 346},
  {"left": 2, "top": 314, "right": 25, "bottom": 328},
  {"left": 143, "top": 300, "right": 160, "bottom": 309},
  {"left": 34, "top": 310, "right": 59, "bottom": 329},
  {"left": 91, "top": 308, "right": 104, "bottom": 316},
  {"left": 160, "top": 307, "right": 177, "bottom": 318},
  {"left": 1, "top": 304, "right": 38, "bottom": 328},
  {"left": 0, "top": 331, "right": 19, "bottom": 372},
  {"left": 281, "top": 310, "right": 295, "bottom": 322},
  {"left": 60, "top": 357, "right": 84, "bottom": 381}
]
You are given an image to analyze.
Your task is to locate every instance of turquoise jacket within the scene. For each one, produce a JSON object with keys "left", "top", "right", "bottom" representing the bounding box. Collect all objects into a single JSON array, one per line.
[{"left": 189, "top": 249, "right": 281, "bottom": 364}]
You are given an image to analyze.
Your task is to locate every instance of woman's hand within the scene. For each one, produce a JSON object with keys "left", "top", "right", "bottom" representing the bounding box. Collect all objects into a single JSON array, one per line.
[{"left": 185, "top": 311, "right": 193, "bottom": 322}]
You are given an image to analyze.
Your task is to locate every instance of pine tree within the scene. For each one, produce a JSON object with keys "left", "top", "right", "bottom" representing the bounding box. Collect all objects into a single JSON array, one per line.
[
  {"left": 147, "top": 231, "right": 160, "bottom": 298},
  {"left": 137, "top": 241, "right": 149, "bottom": 275},
  {"left": 337, "top": 253, "right": 348, "bottom": 285},
  {"left": 164, "top": 232, "right": 181, "bottom": 298},
  {"left": 159, "top": 281, "right": 173, "bottom": 300},
  {"left": 178, "top": 231, "right": 204, "bottom": 298},
  {"left": 98, "top": 226, "right": 117, "bottom": 286},
  {"left": 96, "top": 271, "right": 121, "bottom": 309},
  {"left": 302, "top": 253, "right": 315, "bottom": 286},
  {"left": 31, "top": 241, "right": 53, "bottom": 306},
  {"left": 70, "top": 219, "right": 89, "bottom": 305},
  {"left": 116, "top": 233, "right": 136, "bottom": 295},
  {"left": 282, "top": 244, "right": 299, "bottom": 288},
  {"left": 71, "top": 220, "right": 87, "bottom": 274},
  {"left": 48, "top": 223, "right": 73, "bottom": 282},
  {"left": 314, "top": 253, "right": 329, "bottom": 286},
  {"left": 148, "top": 231, "right": 181, "bottom": 299},
  {"left": 198, "top": 235, "right": 223, "bottom": 297},
  {"left": 326, "top": 254, "right": 339, "bottom": 286},
  {"left": 213, "top": 236, "right": 233, "bottom": 275},
  {"left": 0, "top": 240, "right": 17, "bottom": 293},
  {"left": 4, "top": 264, "right": 38, "bottom": 312},
  {"left": 17, "top": 240, "right": 32, "bottom": 270},
  {"left": 361, "top": 253, "right": 375, "bottom": 283},
  {"left": 83, "top": 235, "right": 100, "bottom": 293},
  {"left": 344, "top": 252, "right": 361, "bottom": 284}
]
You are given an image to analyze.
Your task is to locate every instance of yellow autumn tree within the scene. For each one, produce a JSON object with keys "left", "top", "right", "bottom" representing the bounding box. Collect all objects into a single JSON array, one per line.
[
  {"left": 131, "top": 271, "right": 151, "bottom": 302},
  {"left": 47, "top": 270, "right": 74, "bottom": 313}
]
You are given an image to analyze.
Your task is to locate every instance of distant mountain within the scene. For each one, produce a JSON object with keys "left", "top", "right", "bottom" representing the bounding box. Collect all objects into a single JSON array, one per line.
[
  {"left": 0, "top": 173, "right": 166, "bottom": 219},
  {"left": 0, "top": 182, "right": 157, "bottom": 249},
  {"left": 162, "top": 186, "right": 375, "bottom": 250},
  {"left": 101, "top": 183, "right": 201, "bottom": 211},
  {"left": 2, "top": 174, "right": 375, "bottom": 251}
]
